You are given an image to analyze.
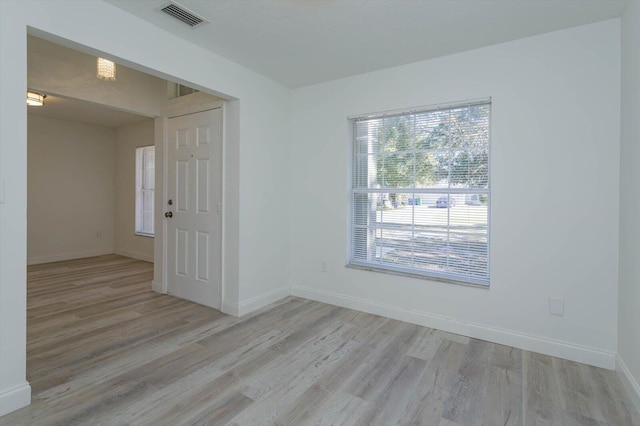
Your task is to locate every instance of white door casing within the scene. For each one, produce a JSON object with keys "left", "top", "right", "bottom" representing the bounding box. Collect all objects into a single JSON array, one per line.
[{"left": 166, "top": 108, "right": 222, "bottom": 309}]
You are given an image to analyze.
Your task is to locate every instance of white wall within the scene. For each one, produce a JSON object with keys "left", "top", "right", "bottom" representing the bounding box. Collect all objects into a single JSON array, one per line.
[
  {"left": 618, "top": 1, "right": 640, "bottom": 403},
  {"left": 290, "top": 20, "right": 621, "bottom": 369},
  {"left": 235, "top": 86, "right": 291, "bottom": 311},
  {"left": 27, "top": 115, "right": 116, "bottom": 264},
  {"left": 0, "top": 1, "right": 29, "bottom": 414},
  {"left": 0, "top": 0, "right": 291, "bottom": 415},
  {"left": 115, "top": 119, "right": 155, "bottom": 263}
]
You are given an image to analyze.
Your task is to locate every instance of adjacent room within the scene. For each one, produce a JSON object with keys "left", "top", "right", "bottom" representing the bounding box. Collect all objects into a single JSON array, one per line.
[
  {"left": 27, "top": 96, "right": 156, "bottom": 265},
  {"left": 1, "top": 0, "right": 638, "bottom": 424}
]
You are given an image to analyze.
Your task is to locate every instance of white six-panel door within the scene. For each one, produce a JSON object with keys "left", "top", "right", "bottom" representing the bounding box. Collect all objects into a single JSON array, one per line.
[{"left": 166, "top": 108, "right": 222, "bottom": 309}]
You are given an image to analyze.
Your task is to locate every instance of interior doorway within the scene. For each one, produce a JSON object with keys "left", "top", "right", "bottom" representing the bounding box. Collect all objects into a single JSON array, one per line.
[
  {"left": 26, "top": 34, "right": 228, "bottom": 310},
  {"left": 1, "top": 15, "right": 241, "bottom": 417}
]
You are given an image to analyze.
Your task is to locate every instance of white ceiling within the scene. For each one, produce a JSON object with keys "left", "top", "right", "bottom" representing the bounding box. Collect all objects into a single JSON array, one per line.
[
  {"left": 27, "top": 94, "right": 151, "bottom": 128},
  {"left": 104, "top": 0, "right": 629, "bottom": 88}
]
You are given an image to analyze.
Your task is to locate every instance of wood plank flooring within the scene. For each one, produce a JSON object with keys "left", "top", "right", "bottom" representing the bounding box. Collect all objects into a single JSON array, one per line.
[{"left": 1, "top": 254, "right": 638, "bottom": 425}]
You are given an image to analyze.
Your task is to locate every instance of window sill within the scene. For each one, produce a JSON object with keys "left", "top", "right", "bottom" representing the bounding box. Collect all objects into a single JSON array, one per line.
[
  {"left": 135, "top": 232, "right": 155, "bottom": 238},
  {"left": 345, "top": 263, "right": 489, "bottom": 289}
]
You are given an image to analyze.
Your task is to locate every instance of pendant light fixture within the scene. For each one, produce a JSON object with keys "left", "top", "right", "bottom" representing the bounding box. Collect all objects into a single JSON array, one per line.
[
  {"left": 26, "top": 91, "right": 46, "bottom": 106},
  {"left": 97, "top": 58, "right": 116, "bottom": 81}
]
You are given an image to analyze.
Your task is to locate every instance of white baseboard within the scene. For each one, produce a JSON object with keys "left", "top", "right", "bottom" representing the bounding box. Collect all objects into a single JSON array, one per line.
[
  {"left": 222, "top": 299, "right": 239, "bottom": 317},
  {"left": 151, "top": 280, "right": 164, "bottom": 294},
  {"left": 114, "top": 249, "right": 154, "bottom": 263},
  {"left": 27, "top": 248, "right": 113, "bottom": 265},
  {"left": 291, "top": 285, "right": 616, "bottom": 370},
  {"left": 0, "top": 382, "right": 31, "bottom": 417},
  {"left": 616, "top": 354, "right": 640, "bottom": 411},
  {"left": 223, "top": 286, "right": 291, "bottom": 317}
]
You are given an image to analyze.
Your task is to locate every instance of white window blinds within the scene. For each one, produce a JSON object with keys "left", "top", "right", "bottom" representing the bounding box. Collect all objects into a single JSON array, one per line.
[
  {"left": 349, "top": 100, "right": 491, "bottom": 286},
  {"left": 135, "top": 146, "right": 155, "bottom": 236}
]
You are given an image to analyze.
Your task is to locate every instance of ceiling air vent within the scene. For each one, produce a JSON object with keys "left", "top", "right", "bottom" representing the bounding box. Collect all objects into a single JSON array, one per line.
[{"left": 160, "top": 1, "right": 209, "bottom": 28}]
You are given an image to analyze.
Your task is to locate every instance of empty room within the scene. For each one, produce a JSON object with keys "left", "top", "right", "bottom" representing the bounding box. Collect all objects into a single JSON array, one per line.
[{"left": 0, "top": 1, "right": 638, "bottom": 425}]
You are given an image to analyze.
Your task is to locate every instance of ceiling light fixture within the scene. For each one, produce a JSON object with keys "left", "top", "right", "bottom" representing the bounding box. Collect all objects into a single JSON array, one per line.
[
  {"left": 26, "top": 91, "right": 46, "bottom": 106},
  {"left": 97, "top": 58, "right": 116, "bottom": 81}
]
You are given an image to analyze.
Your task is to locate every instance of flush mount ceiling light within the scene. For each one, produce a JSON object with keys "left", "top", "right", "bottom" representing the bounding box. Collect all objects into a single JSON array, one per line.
[
  {"left": 97, "top": 58, "right": 116, "bottom": 81},
  {"left": 26, "top": 91, "right": 46, "bottom": 106}
]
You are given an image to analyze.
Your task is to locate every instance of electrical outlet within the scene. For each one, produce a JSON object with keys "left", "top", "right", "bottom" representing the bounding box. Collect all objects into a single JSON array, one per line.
[
  {"left": 321, "top": 261, "right": 327, "bottom": 272},
  {"left": 549, "top": 298, "right": 564, "bottom": 316}
]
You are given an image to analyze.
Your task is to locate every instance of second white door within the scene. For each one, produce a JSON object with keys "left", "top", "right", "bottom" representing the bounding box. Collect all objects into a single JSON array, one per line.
[{"left": 166, "top": 108, "right": 222, "bottom": 309}]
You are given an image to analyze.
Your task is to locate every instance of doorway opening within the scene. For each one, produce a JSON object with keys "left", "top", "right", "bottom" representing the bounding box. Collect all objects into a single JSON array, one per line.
[{"left": 25, "top": 33, "right": 233, "bottom": 393}]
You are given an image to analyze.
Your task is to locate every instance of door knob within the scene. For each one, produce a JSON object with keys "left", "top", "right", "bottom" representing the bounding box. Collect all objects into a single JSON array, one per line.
[{"left": 165, "top": 211, "right": 173, "bottom": 218}]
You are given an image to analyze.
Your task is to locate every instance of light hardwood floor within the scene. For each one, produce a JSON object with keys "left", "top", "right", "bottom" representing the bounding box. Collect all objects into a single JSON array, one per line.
[{"left": 1, "top": 254, "right": 638, "bottom": 425}]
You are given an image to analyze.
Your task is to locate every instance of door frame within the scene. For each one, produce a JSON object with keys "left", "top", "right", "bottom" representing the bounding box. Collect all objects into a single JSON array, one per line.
[{"left": 159, "top": 96, "right": 226, "bottom": 309}]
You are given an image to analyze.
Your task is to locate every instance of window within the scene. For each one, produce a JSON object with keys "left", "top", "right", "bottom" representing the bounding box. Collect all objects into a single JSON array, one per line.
[
  {"left": 349, "top": 100, "right": 491, "bottom": 286},
  {"left": 135, "top": 146, "right": 155, "bottom": 236}
]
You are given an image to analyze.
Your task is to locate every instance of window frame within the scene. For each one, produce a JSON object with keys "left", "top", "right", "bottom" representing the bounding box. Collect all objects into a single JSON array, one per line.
[
  {"left": 347, "top": 99, "right": 492, "bottom": 287},
  {"left": 135, "top": 145, "right": 155, "bottom": 237}
]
